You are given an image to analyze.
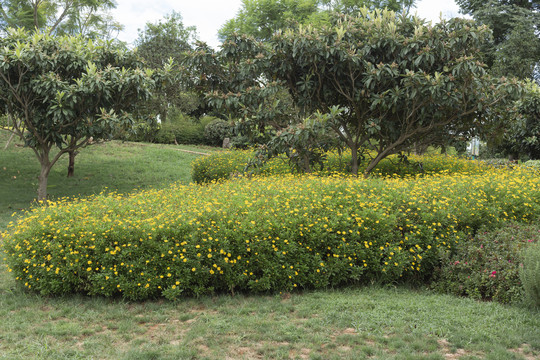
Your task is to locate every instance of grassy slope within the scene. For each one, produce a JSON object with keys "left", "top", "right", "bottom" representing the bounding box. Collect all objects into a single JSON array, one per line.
[
  {"left": 0, "top": 131, "right": 209, "bottom": 229},
  {"left": 0, "top": 130, "right": 539, "bottom": 359}
]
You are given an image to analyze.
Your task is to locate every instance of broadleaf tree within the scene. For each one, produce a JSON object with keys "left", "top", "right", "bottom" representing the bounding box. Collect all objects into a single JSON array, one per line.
[
  {"left": 490, "top": 81, "right": 540, "bottom": 160},
  {"left": 218, "top": 0, "right": 416, "bottom": 41},
  {"left": 135, "top": 11, "right": 198, "bottom": 122},
  {"left": 185, "top": 36, "right": 298, "bottom": 143},
  {"left": 266, "top": 10, "right": 522, "bottom": 175},
  {"left": 203, "top": 10, "right": 522, "bottom": 176},
  {"left": 0, "top": 0, "right": 123, "bottom": 39},
  {"left": 319, "top": 0, "right": 415, "bottom": 13},
  {"left": 455, "top": 0, "right": 540, "bottom": 81},
  {"left": 0, "top": 28, "right": 154, "bottom": 201}
]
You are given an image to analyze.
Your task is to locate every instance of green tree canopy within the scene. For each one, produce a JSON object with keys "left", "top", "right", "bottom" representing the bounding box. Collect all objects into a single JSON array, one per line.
[
  {"left": 218, "top": 0, "right": 321, "bottom": 42},
  {"left": 0, "top": 0, "right": 123, "bottom": 39},
  {"left": 456, "top": 0, "right": 540, "bottom": 80},
  {"left": 218, "top": 0, "right": 416, "bottom": 41},
  {"left": 135, "top": 11, "right": 199, "bottom": 121},
  {"left": 0, "top": 28, "right": 154, "bottom": 200},
  {"left": 197, "top": 9, "right": 522, "bottom": 176},
  {"left": 489, "top": 80, "right": 540, "bottom": 160},
  {"left": 135, "top": 11, "right": 196, "bottom": 69},
  {"left": 319, "top": 0, "right": 415, "bottom": 13}
]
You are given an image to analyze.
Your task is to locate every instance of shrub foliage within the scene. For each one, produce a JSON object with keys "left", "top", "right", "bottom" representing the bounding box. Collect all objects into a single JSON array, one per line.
[
  {"left": 192, "top": 150, "right": 492, "bottom": 184},
  {"left": 521, "top": 243, "right": 540, "bottom": 308},
  {"left": 2, "top": 168, "right": 539, "bottom": 300},
  {"left": 154, "top": 116, "right": 216, "bottom": 145},
  {"left": 204, "top": 119, "right": 233, "bottom": 146},
  {"left": 432, "top": 223, "right": 540, "bottom": 304}
]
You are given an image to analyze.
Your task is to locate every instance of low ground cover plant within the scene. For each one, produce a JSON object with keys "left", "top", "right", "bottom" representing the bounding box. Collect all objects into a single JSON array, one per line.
[
  {"left": 192, "top": 150, "right": 492, "bottom": 183},
  {"left": 521, "top": 242, "right": 540, "bottom": 308},
  {"left": 2, "top": 168, "right": 539, "bottom": 300},
  {"left": 432, "top": 223, "right": 540, "bottom": 304}
]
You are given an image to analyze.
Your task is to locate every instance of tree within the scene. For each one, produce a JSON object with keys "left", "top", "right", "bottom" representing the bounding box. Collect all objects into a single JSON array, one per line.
[
  {"left": 455, "top": 0, "right": 540, "bottom": 80},
  {"left": 0, "top": 28, "right": 154, "bottom": 200},
  {"left": 0, "top": 0, "right": 123, "bottom": 39},
  {"left": 490, "top": 81, "right": 540, "bottom": 160},
  {"left": 210, "top": 10, "right": 521, "bottom": 176},
  {"left": 186, "top": 36, "right": 301, "bottom": 145},
  {"left": 266, "top": 11, "right": 521, "bottom": 175},
  {"left": 218, "top": 0, "right": 320, "bottom": 42},
  {"left": 135, "top": 11, "right": 196, "bottom": 69},
  {"left": 319, "top": 0, "right": 415, "bottom": 13},
  {"left": 135, "top": 12, "right": 198, "bottom": 122},
  {"left": 218, "top": 0, "right": 416, "bottom": 42}
]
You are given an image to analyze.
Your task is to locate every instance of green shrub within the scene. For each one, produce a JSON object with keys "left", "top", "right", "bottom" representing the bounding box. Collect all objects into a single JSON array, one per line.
[
  {"left": 204, "top": 119, "right": 233, "bottom": 146},
  {"left": 521, "top": 243, "right": 540, "bottom": 308},
  {"left": 154, "top": 115, "right": 215, "bottom": 145},
  {"left": 3, "top": 169, "right": 540, "bottom": 300},
  {"left": 0, "top": 114, "right": 8, "bottom": 127},
  {"left": 192, "top": 150, "right": 492, "bottom": 184},
  {"left": 191, "top": 150, "right": 294, "bottom": 184},
  {"left": 523, "top": 160, "right": 540, "bottom": 171},
  {"left": 432, "top": 223, "right": 540, "bottom": 304},
  {"left": 125, "top": 122, "right": 161, "bottom": 142}
]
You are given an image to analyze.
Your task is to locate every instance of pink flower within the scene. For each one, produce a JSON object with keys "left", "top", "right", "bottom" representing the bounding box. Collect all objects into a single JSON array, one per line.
[
  {"left": 489, "top": 270, "right": 497, "bottom": 278},
  {"left": 453, "top": 261, "right": 460, "bottom": 265}
]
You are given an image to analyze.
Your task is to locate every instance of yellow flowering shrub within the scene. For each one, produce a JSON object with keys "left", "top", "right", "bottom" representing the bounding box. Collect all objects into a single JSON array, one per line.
[
  {"left": 192, "top": 150, "right": 491, "bottom": 183},
  {"left": 2, "top": 168, "right": 539, "bottom": 300}
]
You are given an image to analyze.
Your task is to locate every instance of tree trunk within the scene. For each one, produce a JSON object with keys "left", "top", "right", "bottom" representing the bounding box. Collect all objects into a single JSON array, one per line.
[
  {"left": 67, "top": 150, "right": 76, "bottom": 177},
  {"left": 364, "top": 151, "right": 389, "bottom": 178},
  {"left": 3, "top": 131, "right": 15, "bottom": 150},
  {"left": 350, "top": 146, "right": 359, "bottom": 176},
  {"left": 440, "top": 144, "right": 447, "bottom": 155},
  {"left": 302, "top": 154, "right": 312, "bottom": 173},
  {"left": 38, "top": 160, "right": 52, "bottom": 202},
  {"left": 414, "top": 142, "right": 428, "bottom": 155}
]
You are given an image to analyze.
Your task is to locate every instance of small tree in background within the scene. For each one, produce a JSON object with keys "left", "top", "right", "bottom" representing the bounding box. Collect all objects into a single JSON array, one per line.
[
  {"left": 0, "top": 28, "right": 154, "bottom": 201},
  {"left": 185, "top": 37, "right": 299, "bottom": 144},
  {"left": 218, "top": 0, "right": 321, "bottom": 42},
  {"left": 490, "top": 81, "right": 540, "bottom": 160},
  {"left": 0, "top": 0, "right": 123, "bottom": 39},
  {"left": 455, "top": 0, "right": 540, "bottom": 81},
  {"left": 135, "top": 11, "right": 199, "bottom": 122}
]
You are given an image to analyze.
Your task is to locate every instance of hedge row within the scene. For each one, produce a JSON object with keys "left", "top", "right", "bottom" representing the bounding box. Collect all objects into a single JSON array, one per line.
[
  {"left": 2, "top": 169, "right": 539, "bottom": 300},
  {"left": 191, "top": 150, "right": 492, "bottom": 183},
  {"left": 153, "top": 116, "right": 216, "bottom": 145}
]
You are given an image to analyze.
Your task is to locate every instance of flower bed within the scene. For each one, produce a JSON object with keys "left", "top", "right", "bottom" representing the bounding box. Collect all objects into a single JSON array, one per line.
[
  {"left": 192, "top": 150, "right": 491, "bottom": 183},
  {"left": 2, "top": 168, "right": 539, "bottom": 300}
]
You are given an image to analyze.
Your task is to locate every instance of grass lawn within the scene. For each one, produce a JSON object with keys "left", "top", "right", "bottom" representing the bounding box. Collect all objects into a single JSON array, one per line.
[
  {"left": 1, "top": 262, "right": 538, "bottom": 360},
  {"left": 0, "top": 130, "right": 213, "bottom": 229},
  {"left": 1, "top": 130, "right": 539, "bottom": 359}
]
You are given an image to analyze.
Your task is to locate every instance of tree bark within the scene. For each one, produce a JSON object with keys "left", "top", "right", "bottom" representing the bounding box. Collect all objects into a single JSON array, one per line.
[
  {"left": 37, "top": 158, "right": 51, "bottom": 202},
  {"left": 67, "top": 150, "right": 76, "bottom": 177},
  {"left": 3, "top": 131, "right": 15, "bottom": 150},
  {"left": 350, "top": 145, "right": 359, "bottom": 176}
]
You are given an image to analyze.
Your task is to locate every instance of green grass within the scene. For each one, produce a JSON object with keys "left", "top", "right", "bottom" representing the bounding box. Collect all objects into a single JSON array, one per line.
[
  {"left": 0, "top": 131, "right": 213, "bottom": 229},
  {"left": 0, "top": 259, "right": 538, "bottom": 360},
  {"left": 1, "top": 130, "right": 539, "bottom": 359}
]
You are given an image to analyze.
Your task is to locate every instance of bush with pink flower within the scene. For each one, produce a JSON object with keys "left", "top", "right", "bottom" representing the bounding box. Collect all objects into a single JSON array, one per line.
[{"left": 432, "top": 223, "right": 540, "bottom": 304}]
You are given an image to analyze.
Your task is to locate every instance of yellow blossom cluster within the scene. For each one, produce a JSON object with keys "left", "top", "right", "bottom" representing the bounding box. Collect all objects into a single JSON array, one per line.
[
  {"left": 2, "top": 166, "right": 538, "bottom": 300},
  {"left": 192, "top": 150, "right": 492, "bottom": 184}
]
